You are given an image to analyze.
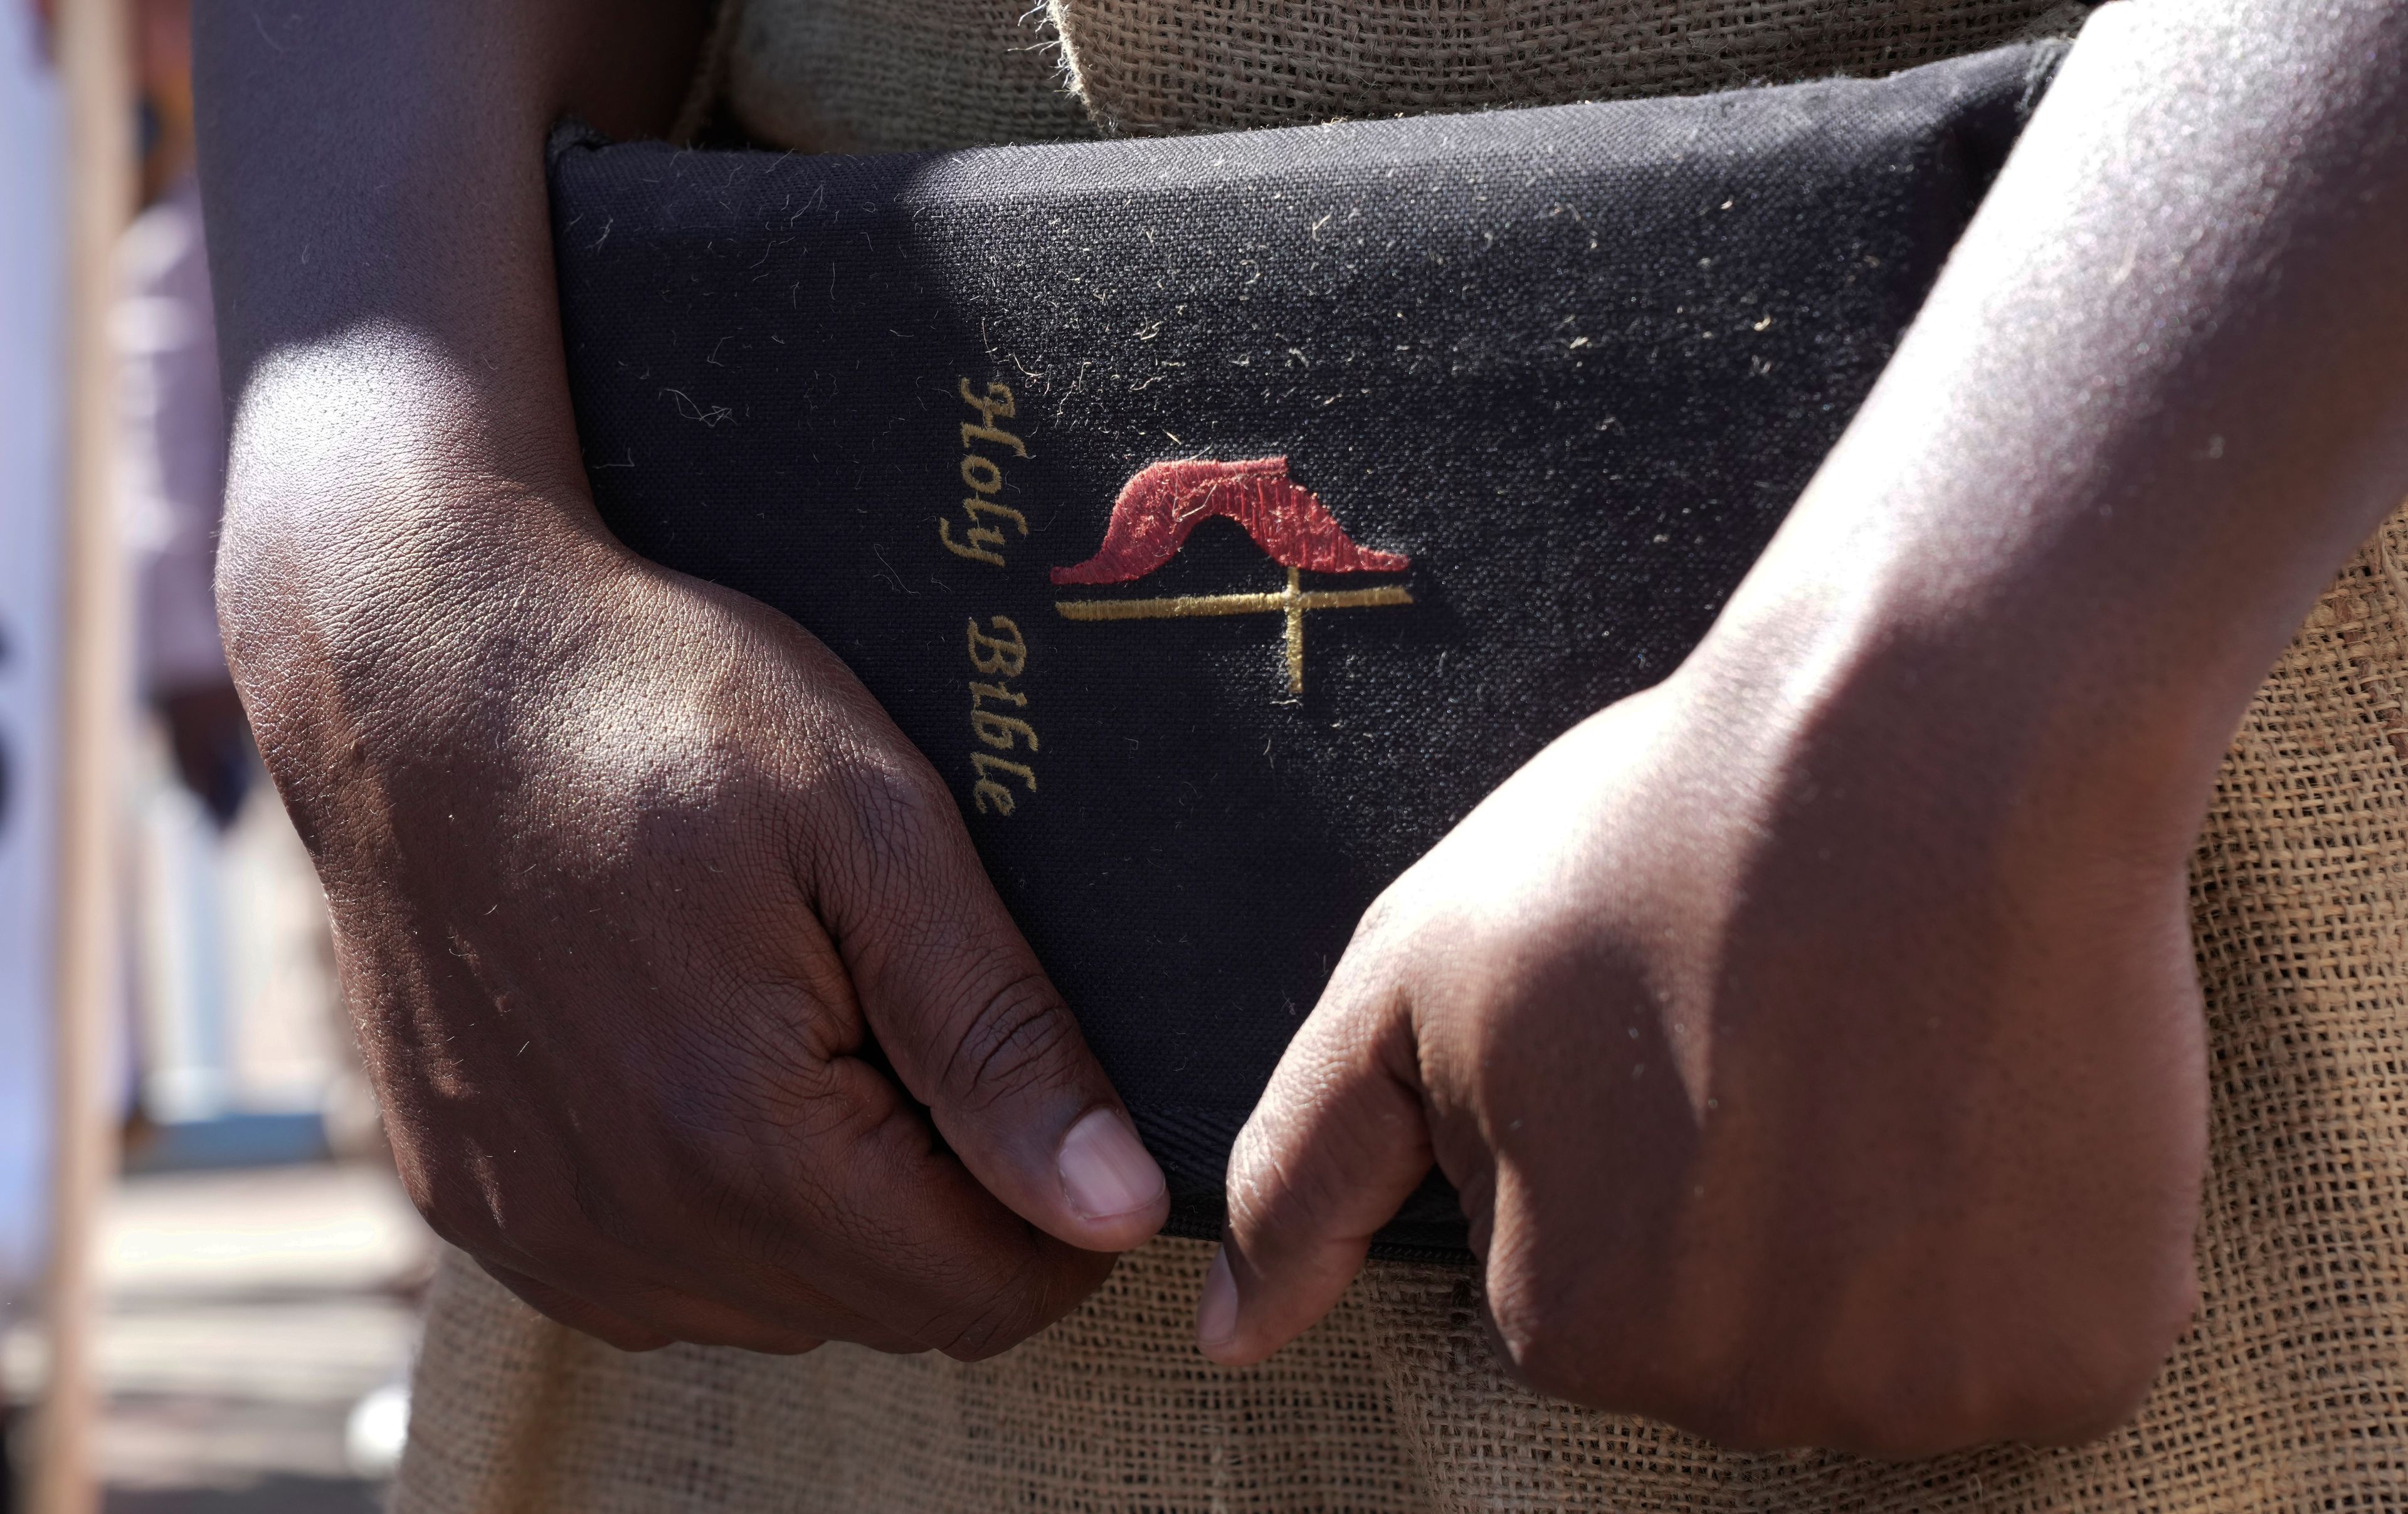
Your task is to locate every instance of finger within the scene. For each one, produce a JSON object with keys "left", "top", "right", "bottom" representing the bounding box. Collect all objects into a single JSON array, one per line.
[
  {"left": 1203, "top": 964, "right": 1434, "bottom": 1367},
  {"left": 550, "top": 837, "right": 1121, "bottom": 1359},
  {"left": 476, "top": 1259, "right": 677, "bottom": 1353},
  {"left": 483, "top": 1254, "right": 829, "bottom": 1356},
  {"left": 830, "top": 780, "right": 1168, "bottom": 1254},
  {"left": 786, "top": 1055, "right": 1123, "bottom": 1356},
  {"left": 671, "top": 1037, "right": 1121, "bottom": 1358}
]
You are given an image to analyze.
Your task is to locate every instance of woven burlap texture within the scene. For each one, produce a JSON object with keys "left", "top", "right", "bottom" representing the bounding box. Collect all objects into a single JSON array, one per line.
[
  {"left": 723, "top": 0, "right": 1101, "bottom": 154},
  {"left": 721, "top": 0, "right": 2083, "bottom": 150},
  {"left": 1048, "top": 0, "right": 2080, "bottom": 134},
  {"left": 395, "top": 1236, "right": 1439, "bottom": 1512},
  {"left": 392, "top": 500, "right": 2408, "bottom": 1511}
]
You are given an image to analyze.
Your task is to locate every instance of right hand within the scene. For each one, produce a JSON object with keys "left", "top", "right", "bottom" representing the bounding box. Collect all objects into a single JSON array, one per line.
[
  {"left": 1205, "top": 665, "right": 2206, "bottom": 1454},
  {"left": 216, "top": 347, "right": 1167, "bottom": 1357}
]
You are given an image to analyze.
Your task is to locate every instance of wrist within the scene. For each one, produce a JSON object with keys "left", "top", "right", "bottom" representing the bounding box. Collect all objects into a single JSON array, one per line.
[
  {"left": 1672, "top": 565, "right": 2218, "bottom": 877},
  {"left": 220, "top": 335, "right": 607, "bottom": 633}
]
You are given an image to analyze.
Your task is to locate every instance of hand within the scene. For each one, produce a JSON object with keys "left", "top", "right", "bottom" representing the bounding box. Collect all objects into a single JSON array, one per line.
[
  {"left": 196, "top": 0, "right": 1165, "bottom": 1359},
  {"left": 1201, "top": 0, "right": 2408, "bottom": 1451},
  {"left": 219, "top": 355, "right": 1166, "bottom": 1357},
  {"left": 1201, "top": 651, "right": 2207, "bottom": 1454}
]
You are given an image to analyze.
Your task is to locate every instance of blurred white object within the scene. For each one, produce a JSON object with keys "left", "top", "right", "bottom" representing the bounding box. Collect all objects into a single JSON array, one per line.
[
  {"left": 345, "top": 1382, "right": 411, "bottom": 1480},
  {"left": 0, "top": 0, "right": 67, "bottom": 1335}
]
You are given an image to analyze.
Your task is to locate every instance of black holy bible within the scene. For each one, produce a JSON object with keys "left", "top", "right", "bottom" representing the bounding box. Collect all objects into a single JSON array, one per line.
[{"left": 547, "top": 40, "right": 2063, "bottom": 1254}]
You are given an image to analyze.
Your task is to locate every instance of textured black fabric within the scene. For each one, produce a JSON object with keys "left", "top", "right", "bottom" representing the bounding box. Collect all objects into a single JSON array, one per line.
[{"left": 548, "top": 40, "right": 2062, "bottom": 1257}]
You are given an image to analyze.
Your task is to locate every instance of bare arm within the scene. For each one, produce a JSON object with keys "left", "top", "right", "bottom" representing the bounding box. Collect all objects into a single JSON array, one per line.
[
  {"left": 194, "top": 0, "right": 1168, "bottom": 1355},
  {"left": 1714, "top": 0, "right": 2408, "bottom": 846},
  {"left": 199, "top": 1, "right": 698, "bottom": 444},
  {"left": 1214, "top": 0, "right": 2408, "bottom": 1451}
]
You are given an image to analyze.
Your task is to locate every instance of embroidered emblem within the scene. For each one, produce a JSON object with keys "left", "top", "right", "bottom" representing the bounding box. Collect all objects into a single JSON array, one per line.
[{"left": 1052, "top": 457, "right": 1411, "bottom": 694}]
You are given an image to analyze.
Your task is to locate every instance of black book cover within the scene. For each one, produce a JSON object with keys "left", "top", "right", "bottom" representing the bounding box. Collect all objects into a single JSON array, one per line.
[{"left": 547, "top": 40, "right": 2062, "bottom": 1254}]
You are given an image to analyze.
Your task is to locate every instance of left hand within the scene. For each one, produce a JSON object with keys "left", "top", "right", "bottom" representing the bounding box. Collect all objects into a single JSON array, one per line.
[
  {"left": 1201, "top": 0, "right": 2408, "bottom": 1459},
  {"left": 1198, "top": 653, "right": 2209, "bottom": 1456}
]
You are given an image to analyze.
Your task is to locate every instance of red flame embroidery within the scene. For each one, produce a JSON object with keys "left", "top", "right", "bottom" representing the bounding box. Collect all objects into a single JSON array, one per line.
[{"left": 1050, "top": 457, "right": 1409, "bottom": 586}]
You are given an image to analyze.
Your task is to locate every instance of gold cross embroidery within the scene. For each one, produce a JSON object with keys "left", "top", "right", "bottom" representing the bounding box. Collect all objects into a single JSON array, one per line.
[{"left": 1055, "top": 567, "right": 1412, "bottom": 695}]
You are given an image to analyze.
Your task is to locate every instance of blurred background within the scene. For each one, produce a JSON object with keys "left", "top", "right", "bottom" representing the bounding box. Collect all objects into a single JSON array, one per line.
[{"left": 1, "top": 1, "right": 435, "bottom": 1508}]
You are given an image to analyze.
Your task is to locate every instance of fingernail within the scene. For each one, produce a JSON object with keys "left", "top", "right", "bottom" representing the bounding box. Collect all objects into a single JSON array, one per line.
[
  {"left": 1197, "top": 1247, "right": 1240, "bottom": 1354},
  {"left": 1058, "top": 1108, "right": 1166, "bottom": 1222}
]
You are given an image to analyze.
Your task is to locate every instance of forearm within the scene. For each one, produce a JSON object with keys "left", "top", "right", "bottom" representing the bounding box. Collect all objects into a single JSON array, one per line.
[
  {"left": 1697, "top": 0, "right": 2408, "bottom": 844},
  {"left": 192, "top": 0, "right": 711, "bottom": 801},
  {"left": 187, "top": 6, "right": 1165, "bottom": 1354},
  {"left": 193, "top": 0, "right": 705, "bottom": 515}
]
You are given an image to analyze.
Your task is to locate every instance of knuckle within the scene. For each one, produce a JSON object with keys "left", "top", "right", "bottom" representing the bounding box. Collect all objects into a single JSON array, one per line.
[
  {"left": 834, "top": 747, "right": 954, "bottom": 866},
  {"left": 1496, "top": 1327, "right": 1587, "bottom": 1404},
  {"left": 406, "top": 1190, "right": 483, "bottom": 1255},
  {"left": 721, "top": 1330, "right": 824, "bottom": 1357},
  {"left": 483, "top": 1198, "right": 586, "bottom": 1269},
  {"left": 474, "top": 1261, "right": 670, "bottom": 1353},
  {"left": 1224, "top": 1117, "right": 1343, "bottom": 1236},
  {"left": 731, "top": 1054, "right": 886, "bottom": 1150},
  {"left": 937, "top": 970, "right": 1080, "bottom": 1115},
  {"left": 404, "top": 1167, "right": 507, "bottom": 1256},
  {"left": 1349, "top": 880, "right": 1422, "bottom": 955},
  {"left": 937, "top": 1247, "right": 1104, "bottom": 1362},
  {"left": 1814, "top": 1366, "right": 1972, "bottom": 1458},
  {"left": 415, "top": 1160, "right": 599, "bottom": 1277},
  {"left": 909, "top": 1264, "right": 1037, "bottom": 1363},
  {"left": 1483, "top": 1283, "right": 1615, "bottom": 1410},
  {"left": 1351, "top": 891, "right": 1403, "bottom": 945},
  {"left": 2002, "top": 1310, "right": 2182, "bottom": 1447},
  {"left": 618, "top": 1285, "right": 825, "bottom": 1357},
  {"left": 1810, "top": 1303, "right": 2178, "bottom": 1455},
  {"left": 936, "top": 1303, "right": 1033, "bottom": 1362},
  {"left": 1496, "top": 1328, "right": 1788, "bottom": 1452},
  {"left": 1479, "top": 1218, "right": 2189, "bottom": 1452}
]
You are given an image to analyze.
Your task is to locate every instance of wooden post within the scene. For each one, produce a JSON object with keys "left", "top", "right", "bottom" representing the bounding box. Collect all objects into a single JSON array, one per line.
[{"left": 32, "top": 0, "right": 132, "bottom": 1509}]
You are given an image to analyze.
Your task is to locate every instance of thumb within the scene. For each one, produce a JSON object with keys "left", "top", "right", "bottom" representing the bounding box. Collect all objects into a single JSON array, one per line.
[
  {"left": 1201, "top": 965, "right": 1434, "bottom": 1366},
  {"left": 831, "top": 785, "right": 1168, "bottom": 1255}
]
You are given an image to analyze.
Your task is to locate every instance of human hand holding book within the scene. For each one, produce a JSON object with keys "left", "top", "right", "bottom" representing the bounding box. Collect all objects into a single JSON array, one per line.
[
  {"left": 196, "top": 0, "right": 1166, "bottom": 1360},
  {"left": 198, "top": 0, "right": 2408, "bottom": 1456},
  {"left": 1204, "top": 0, "right": 2408, "bottom": 1453}
]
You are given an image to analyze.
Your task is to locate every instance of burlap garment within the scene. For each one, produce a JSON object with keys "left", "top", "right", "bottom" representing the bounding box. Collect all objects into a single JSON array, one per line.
[
  {"left": 413, "top": 1, "right": 2404, "bottom": 1505},
  {"left": 722, "top": 0, "right": 2085, "bottom": 150},
  {"left": 394, "top": 498, "right": 2408, "bottom": 1511},
  {"left": 1047, "top": 0, "right": 2091, "bottom": 136}
]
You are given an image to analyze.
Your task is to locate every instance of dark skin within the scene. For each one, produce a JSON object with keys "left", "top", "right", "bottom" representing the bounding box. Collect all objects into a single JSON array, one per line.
[
  {"left": 198, "top": 0, "right": 2408, "bottom": 1449},
  {"left": 1208, "top": 0, "right": 2408, "bottom": 1453},
  {"left": 197, "top": 0, "right": 1168, "bottom": 1359}
]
